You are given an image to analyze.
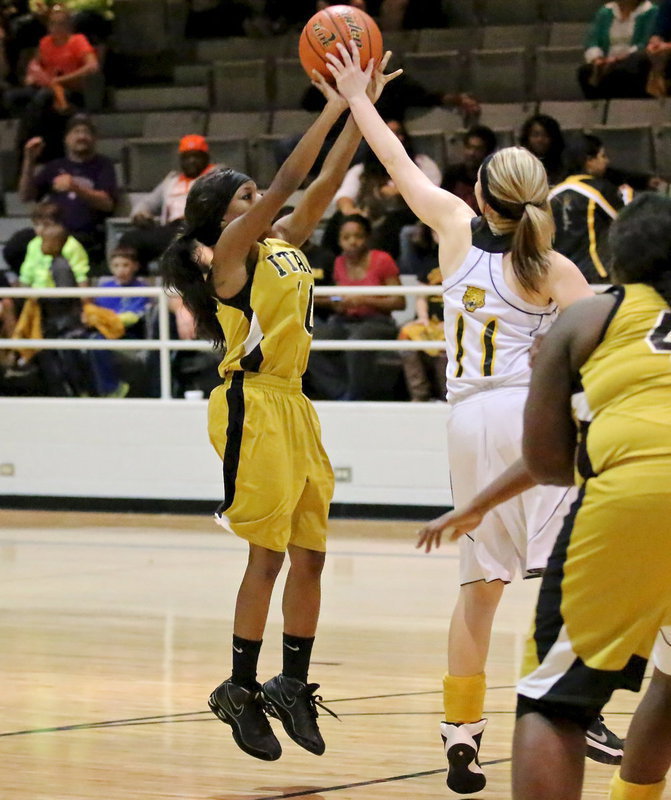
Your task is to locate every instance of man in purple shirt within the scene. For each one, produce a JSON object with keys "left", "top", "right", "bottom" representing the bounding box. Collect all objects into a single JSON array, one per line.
[{"left": 17, "top": 113, "right": 117, "bottom": 271}]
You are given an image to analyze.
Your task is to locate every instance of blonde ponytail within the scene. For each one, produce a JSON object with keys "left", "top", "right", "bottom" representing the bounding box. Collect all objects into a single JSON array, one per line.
[{"left": 481, "top": 148, "right": 554, "bottom": 294}]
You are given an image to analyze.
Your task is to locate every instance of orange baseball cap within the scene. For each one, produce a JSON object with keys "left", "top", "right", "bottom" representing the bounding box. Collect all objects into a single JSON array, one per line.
[{"left": 179, "top": 134, "right": 209, "bottom": 153}]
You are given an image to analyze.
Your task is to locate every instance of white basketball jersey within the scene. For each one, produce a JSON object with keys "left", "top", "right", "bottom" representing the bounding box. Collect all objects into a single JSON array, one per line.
[{"left": 442, "top": 219, "right": 558, "bottom": 403}]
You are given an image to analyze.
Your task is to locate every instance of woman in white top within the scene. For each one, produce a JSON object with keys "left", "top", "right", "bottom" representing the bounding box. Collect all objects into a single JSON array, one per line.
[
  {"left": 324, "top": 118, "right": 441, "bottom": 257},
  {"left": 326, "top": 43, "right": 614, "bottom": 794}
]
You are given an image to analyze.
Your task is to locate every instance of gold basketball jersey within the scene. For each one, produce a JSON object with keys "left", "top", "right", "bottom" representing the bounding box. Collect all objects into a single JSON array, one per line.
[
  {"left": 215, "top": 238, "right": 315, "bottom": 379},
  {"left": 573, "top": 283, "right": 671, "bottom": 484}
]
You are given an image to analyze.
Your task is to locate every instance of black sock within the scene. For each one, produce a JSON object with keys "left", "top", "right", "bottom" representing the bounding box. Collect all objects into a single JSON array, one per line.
[
  {"left": 231, "top": 635, "right": 262, "bottom": 690},
  {"left": 282, "top": 633, "right": 315, "bottom": 684}
]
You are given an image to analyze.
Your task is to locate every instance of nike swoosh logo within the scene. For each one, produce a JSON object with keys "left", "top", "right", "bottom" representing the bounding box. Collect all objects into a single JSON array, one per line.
[
  {"left": 233, "top": 645, "right": 243, "bottom": 653},
  {"left": 284, "top": 644, "right": 300, "bottom": 651},
  {"left": 225, "top": 686, "right": 245, "bottom": 716},
  {"left": 587, "top": 729, "right": 609, "bottom": 744}
]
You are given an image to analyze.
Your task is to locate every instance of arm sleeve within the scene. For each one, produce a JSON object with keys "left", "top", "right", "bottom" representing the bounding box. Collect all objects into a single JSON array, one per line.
[
  {"left": 18, "top": 238, "right": 39, "bottom": 286},
  {"left": 63, "top": 236, "right": 90, "bottom": 283},
  {"left": 584, "top": 8, "right": 608, "bottom": 60},
  {"left": 73, "top": 33, "right": 96, "bottom": 59},
  {"left": 95, "top": 156, "right": 119, "bottom": 202},
  {"left": 133, "top": 175, "right": 171, "bottom": 217}
]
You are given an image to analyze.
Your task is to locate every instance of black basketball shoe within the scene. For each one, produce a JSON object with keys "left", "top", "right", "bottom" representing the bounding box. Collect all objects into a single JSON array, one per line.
[
  {"left": 585, "top": 716, "right": 624, "bottom": 765},
  {"left": 440, "top": 719, "right": 488, "bottom": 794},
  {"left": 262, "top": 674, "right": 337, "bottom": 756},
  {"left": 208, "top": 679, "right": 282, "bottom": 761}
]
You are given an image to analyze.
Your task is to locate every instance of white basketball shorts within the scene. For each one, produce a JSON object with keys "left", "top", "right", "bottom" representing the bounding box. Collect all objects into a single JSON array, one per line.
[{"left": 447, "top": 386, "right": 575, "bottom": 585}]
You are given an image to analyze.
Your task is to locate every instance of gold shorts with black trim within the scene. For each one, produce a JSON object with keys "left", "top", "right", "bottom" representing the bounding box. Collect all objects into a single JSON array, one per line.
[
  {"left": 208, "top": 371, "right": 334, "bottom": 553},
  {"left": 518, "top": 461, "right": 671, "bottom": 710}
]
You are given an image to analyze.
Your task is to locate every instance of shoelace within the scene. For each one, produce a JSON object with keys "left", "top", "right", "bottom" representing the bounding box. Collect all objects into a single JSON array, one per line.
[{"left": 304, "top": 684, "right": 339, "bottom": 721}]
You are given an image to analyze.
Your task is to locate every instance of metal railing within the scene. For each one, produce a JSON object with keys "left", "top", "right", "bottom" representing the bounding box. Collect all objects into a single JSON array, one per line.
[{"left": 0, "top": 284, "right": 446, "bottom": 400}]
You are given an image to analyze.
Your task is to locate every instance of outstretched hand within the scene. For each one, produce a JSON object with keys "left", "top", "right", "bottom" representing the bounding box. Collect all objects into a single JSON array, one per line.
[
  {"left": 416, "top": 505, "right": 484, "bottom": 553},
  {"left": 311, "top": 69, "right": 348, "bottom": 113},
  {"left": 325, "top": 40, "right": 376, "bottom": 101},
  {"left": 366, "top": 50, "right": 403, "bottom": 104}
]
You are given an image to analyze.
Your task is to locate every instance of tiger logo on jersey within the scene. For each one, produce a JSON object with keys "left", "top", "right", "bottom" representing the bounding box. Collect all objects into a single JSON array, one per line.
[{"left": 462, "top": 286, "right": 486, "bottom": 312}]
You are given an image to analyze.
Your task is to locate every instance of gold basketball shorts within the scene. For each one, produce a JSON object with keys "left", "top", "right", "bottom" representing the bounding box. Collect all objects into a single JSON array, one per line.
[{"left": 208, "top": 371, "right": 334, "bottom": 553}]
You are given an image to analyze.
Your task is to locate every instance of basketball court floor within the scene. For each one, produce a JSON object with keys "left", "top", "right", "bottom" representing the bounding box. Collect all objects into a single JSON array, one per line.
[{"left": 1, "top": 510, "right": 655, "bottom": 799}]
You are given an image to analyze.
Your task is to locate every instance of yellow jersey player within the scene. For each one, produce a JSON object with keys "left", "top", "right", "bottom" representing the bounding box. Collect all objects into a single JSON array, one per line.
[{"left": 160, "top": 57, "right": 399, "bottom": 762}]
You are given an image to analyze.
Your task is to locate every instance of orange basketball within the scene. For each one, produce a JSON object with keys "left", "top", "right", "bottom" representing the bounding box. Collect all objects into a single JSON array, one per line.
[{"left": 299, "top": 5, "right": 383, "bottom": 84}]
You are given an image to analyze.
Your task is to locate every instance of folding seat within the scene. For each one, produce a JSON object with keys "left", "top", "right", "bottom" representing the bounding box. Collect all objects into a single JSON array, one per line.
[
  {"left": 591, "top": 124, "right": 655, "bottom": 175},
  {"left": 273, "top": 58, "right": 312, "bottom": 110},
  {"left": 207, "top": 137, "right": 250, "bottom": 176},
  {"left": 605, "top": 99, "right": 668, "bottom": 127},
  {"left": 468, "top": 49, "right": 529, "bottom": 103},
  {"left": 404, "top": 106, "right": 464, "bottom": 135},
  {"left": 444, "top": 0, "right": 481, "bottom": 27},
  {"left": 271, "top": 110, "right": 320, "bottom": 135},
  {"left": 534, "top": 46, "right": 584, "bottom": 101},
  {"left": 480, "top": 0, "right": 541, "bottom": 25},
  {"left": 481, "top": 24, "right": 548, "bottom": 51},
  {"left": 540, "top": 0, "right": 603, "bottom": 23},
  {"left": 478, "top": 102, "right": 536, "bottom": 130},
  {"left": 142, "top": 111, "right": 207, "bottom": 138},
  {"left": 0, "top": 217, "right": 32, "bottom": 243},
  {"left": 212, "top": 60, "right": 268, "bottom": 112},
  {"left": 538, "top": 100, "right": 605, "bottom": 128},
  {"left": 93, "top": 112, "right": 145, "bottom": 138},
  {"left": 96, "top": 138, "right": 126, "bottom": 161},
  {"left": 113, "top": 86, "right": 209, "bottom": 112},
  {"left": 112, "top": 0, "right": 170, "bottom": 54},
  {"left": 249, "top": 136, "right": 285, "bottom": 189},
  {"left": 207, "top": 112, "right": 270, "bottom": 137},
  {"left": 402, "top": 51, "right": 462, "bottom": 96},
  {"left": 196, "top": 36, "right": 266, "bottom": 63},
  {"left": 4, "top": 192, "right": 33, "bottom": 217},
  {"left": 548, "top": 21, "right": 588, "bottom": 47},
  {"left": 174, "top": 64, "right": 212, "bottom": 87},
  {"left": 380, "top": 30, "right": 419, "bottom": 58},
  {"left": 416, "top": 27, "right": 481, "bottom": 54}
]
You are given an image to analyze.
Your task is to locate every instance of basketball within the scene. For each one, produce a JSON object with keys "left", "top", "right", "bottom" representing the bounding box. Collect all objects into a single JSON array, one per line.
[{"left": 299, "top": 5, "right": 384, "bottom": 83}]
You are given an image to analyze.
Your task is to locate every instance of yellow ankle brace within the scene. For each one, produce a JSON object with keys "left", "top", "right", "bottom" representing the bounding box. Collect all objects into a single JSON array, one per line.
[{"left": 442, "top": 672, "right": 486, "bottom": 723}]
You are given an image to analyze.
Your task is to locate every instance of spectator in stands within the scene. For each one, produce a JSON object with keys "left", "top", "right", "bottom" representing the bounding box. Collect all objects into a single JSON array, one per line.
[
  {"left": 578, "top": 0, "right": 658, "bottom": 99},
  {"left": 3, "top": 198, "right": 66, "bottom": 277},
  {"left": 519, "top": 113, "right": 565, "bottom": 186},
  {"left": 549, "top": 133, "right": 624, "bottom": 283},
  {"left": 85, "top": 245, "right": 150, "bottom": 397},
  {"left": 323, "top": 119, "right": 441, "bottom": 258},
  {"left": 397, "top": 224, "right": 446, "bottom": 402},
  {"left": 119, "top": 134, "right": 216, "bottom": 272},
  {"left": 5, "top": 5, "right": 98, "bottom": 159},
  {"left": 0, "top": 266, "right": 16, "bottom": 343},
  {"left": 441, "top": 125, "right": 497, "bottom": 214},
  {"left": 17, "top": 112, "right": 117, "bottom": 270},
  {"left": 19, "top": 220, "right": 93, "bottom": 395},
  {"left": 306, "top": 214, "right": 405, "bottom": 401},
  {"left": 645, "top": 0, "right": 671, "bottom": 96}
]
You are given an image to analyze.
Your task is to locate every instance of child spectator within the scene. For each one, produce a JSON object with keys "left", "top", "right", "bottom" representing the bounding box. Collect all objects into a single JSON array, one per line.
[
  {"left": 19, "top": 204, "right": 89, "bottom": 288},
  {"left": 306, "top": 214, "right": 405, "bottom": 400},
  {"left": 85, "top": 246, "right": 150, "bottom": 397}
]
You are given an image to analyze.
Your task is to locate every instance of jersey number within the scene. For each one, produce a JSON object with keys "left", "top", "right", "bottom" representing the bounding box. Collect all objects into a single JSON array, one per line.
[
  {"left": 297, "top": 281, "right": 314, "bottom": 335},
  {"left": 454, "top": 314, "right": 498, "bottom": 377},
  {"left": 646, "top": 310, "right": 671, "bottom": 353}
]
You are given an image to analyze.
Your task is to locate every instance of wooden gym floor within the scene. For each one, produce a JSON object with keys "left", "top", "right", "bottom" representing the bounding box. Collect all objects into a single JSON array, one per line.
[{"left": 0, "top": 510, "right": 658, "bottom": 799}]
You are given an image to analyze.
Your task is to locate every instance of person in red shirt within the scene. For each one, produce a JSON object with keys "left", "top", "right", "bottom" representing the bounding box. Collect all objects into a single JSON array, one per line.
[
  {"left": 305, "top": 213, "right": 406, "bottom": 400},
  {"left": 5, "top": 5, "right": 99, "bottom": 161}
]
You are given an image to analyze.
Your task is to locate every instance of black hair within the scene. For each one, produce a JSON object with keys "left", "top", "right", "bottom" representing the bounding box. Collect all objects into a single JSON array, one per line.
[
  {"left": 160, "top": 167, "right": 252, "bottom": 349},
  {"left": 464, "top": 124, "right": 498, "bottom": 156},
  {"left": 609, "top": 192, "right": 671, "bottom": 306},
  {"left": 31, "top": 200, "right": 61, "bottom": 223},
  {"left": 563, "top": 133, "right": 603, "bottom": 176},
  {"left": 339, "top": 213, "right": 372, "bottom": 236},
  {"left": 519, "top": 114, "right": 565, "bottom": 176},
  {"left": 110, "top": 245, "right": 140, "bottom": 264}
]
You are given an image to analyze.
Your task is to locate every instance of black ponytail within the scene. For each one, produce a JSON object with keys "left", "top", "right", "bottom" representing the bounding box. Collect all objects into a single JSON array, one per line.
[
  {"left": 160, "top": 166, "right": 252, "bottom": 349},
  {"left": 161, "top": 234, "right": 224, "bottom": 349}
]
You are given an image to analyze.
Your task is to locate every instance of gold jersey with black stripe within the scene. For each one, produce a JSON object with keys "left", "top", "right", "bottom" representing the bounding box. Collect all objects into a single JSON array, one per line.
[
  {"left": 215, "top": 238, "right": 315, "bottom": 379},
  {"left": 572, "top": 283, "right": 671, "bottom": 486}
]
